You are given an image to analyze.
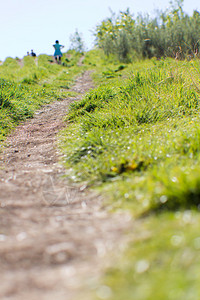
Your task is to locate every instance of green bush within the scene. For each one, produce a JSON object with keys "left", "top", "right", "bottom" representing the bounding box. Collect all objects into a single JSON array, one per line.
[{"left": 95, "top": 2, "right": 200, "bottom": 61}]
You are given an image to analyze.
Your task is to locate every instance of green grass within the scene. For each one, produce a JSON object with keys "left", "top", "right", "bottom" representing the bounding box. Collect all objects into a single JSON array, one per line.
[
  {"left": 59, "top": 52, "right": 200, "bottom": 299},
  {"left": 2, "top": 48, "right": 200, "bottom": 299},
  {"left": 0, "top": 51, "right": 85, "bottom": 141},
  {"left": 95, "top": 212, "right": 200, "bottom": 300},
  {"left": 61, "top": 57, "right": 200, "bottom": 213}
]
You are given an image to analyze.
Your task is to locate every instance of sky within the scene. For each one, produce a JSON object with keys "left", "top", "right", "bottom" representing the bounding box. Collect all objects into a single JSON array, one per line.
[{"left": 0, "top": 0, "right": 199, "bottom": 61}]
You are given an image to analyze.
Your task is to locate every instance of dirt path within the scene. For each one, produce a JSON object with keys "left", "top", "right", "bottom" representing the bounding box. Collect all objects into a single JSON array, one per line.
[{"left": 0, "top": 71, "right": 131, "bottom": 300}]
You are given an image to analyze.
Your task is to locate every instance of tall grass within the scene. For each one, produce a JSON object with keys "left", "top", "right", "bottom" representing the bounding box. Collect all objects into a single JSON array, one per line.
[{"left": 61, "top": 56, "right": 200, "bottom": 212}]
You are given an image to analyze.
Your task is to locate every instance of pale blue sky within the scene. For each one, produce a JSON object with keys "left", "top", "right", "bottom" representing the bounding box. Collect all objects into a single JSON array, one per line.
[{"left": 0, "top": 0, "right": 199, "bottom": 61}]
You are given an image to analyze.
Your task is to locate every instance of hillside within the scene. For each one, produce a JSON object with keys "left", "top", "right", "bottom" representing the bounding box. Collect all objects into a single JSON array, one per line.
[{"left": 0, "top": 49, "right": 200, "bottom": 299}]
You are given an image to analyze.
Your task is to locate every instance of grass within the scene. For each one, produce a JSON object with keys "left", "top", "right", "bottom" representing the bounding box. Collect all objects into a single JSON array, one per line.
[
  {"left": 1, "top": 47, "right": 200, "bottom": 299},
  {"left": 96, "top": 211, "right": 200, "bottom": 300},
  {"left": 0, "top": 50, "right": 85, "bottom": 141},
  {"left": 61, "top": 58, "right": 200, "bottom": 209},
  {"left": 59, "top": 51, "right": 200, "bottom": 299}
]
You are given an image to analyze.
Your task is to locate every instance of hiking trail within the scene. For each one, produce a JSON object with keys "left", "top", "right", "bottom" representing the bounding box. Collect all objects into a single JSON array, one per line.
[{"left": 0, "top": 70, "right": 132, "bottom": 300}]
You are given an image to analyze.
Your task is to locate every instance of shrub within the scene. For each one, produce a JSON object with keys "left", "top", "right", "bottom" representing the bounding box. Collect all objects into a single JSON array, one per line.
[{"left": 94, "top": 3, "right": 200, "bottom": 61}]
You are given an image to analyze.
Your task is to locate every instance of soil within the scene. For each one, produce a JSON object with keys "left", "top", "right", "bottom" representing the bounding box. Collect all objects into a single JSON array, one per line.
[{"left": 0, "top": 70, "right": 132, "bottom": 300}]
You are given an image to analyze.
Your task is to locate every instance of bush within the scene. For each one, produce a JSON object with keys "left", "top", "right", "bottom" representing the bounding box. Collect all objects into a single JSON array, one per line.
[{"left": 95, "top": 3, "right": 200, "bottom": 61}]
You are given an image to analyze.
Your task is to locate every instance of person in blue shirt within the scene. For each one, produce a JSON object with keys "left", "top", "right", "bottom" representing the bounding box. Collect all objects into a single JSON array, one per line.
[{"left": 53, "top": 40, "right": 64, "bottom": 63}]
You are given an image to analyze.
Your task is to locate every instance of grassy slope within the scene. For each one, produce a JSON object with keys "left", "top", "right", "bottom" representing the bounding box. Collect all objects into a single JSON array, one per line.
[
  {"left": 0, "top": 51, "right": 84, "bottom": 141},
  {"left": 60, "top": 50, "right": 200, "bottom": 300},
  {"left": 1, "top": 49, "right": 200, "bottom": 299}
]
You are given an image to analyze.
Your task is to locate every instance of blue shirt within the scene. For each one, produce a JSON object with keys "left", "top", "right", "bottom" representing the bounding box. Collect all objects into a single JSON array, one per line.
[{"left": 53, "top": 44, "right": 63, "bottom": 56}]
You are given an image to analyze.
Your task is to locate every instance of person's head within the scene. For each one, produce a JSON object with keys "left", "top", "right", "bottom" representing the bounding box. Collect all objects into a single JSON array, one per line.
[
  {"left": 55, "top": 40, "right": 59, "bottom": 44},
  {"left": 31, "top": 49, "right": 33, "bottom": 52}
]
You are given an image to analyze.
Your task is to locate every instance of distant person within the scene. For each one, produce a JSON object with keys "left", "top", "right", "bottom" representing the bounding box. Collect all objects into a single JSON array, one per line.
[
  {"left": 27, "top": 51, "right": 30, "bottom": 56},
  {"left": 53, "top": 40, "right": 64, "bottom": 63},
  {"left": 31, "top": 49, "right": 36, "bottom": 57}
]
